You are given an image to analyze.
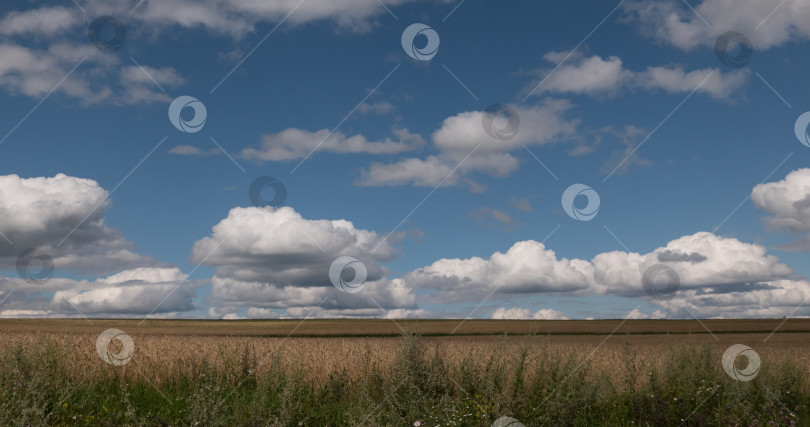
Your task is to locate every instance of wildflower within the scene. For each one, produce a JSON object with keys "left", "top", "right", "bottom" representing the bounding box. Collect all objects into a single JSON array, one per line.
[{"left": 414, "top": 422, "right": 422, "bottom": 426}]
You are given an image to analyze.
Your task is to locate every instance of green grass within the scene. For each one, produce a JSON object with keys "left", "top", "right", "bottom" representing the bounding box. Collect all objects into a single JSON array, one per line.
[{"left": 0, "top": 334, "right": 806, "bottom": 426}]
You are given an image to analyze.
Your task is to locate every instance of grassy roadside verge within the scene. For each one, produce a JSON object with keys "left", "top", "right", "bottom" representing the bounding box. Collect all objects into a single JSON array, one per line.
[{"left": 1, "top": 333, "right": 807, "bottom": 426}]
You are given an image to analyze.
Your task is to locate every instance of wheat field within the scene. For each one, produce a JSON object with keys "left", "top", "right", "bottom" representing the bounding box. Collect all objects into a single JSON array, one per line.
[{"left": 1, "top": 319, "right": 808, "bottom": 425}]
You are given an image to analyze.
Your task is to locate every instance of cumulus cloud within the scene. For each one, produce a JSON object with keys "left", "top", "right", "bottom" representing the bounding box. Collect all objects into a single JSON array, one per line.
[
  {"left": 0, "top": 267, "right": 195, "bottom": 317},
  {"left": 356, "top": 101, "right": 580, "bottom": 189},
  {"left": 752, "top": 168, "right": 810, "bottom": 251},
  {"left": 239, "top": 128, "right": 424, "bottom": 162},
  {"left": 752, "top": 168, "right": 810, "bottom": 233},
  {"left": 397, "top": 231, "right": 807, "bottom": 318},
  {"left": 622, "top": 0, "right": 810, "bottom": 50},
  {"left": 191, "top": 206, "right": 418, "bottom": 317},
  {"left": 527, "top": 52, "right": 749, "bottom": 101},
  {"left": 624, "top": 308, "right": 667, "bottom": 319},
  {"left": 0, "top": 174, "right": 161, "bottom": 274},
  {"left": 398, "top": 240, "right": 595, "bottom": 304},
  {"left": 491, "top": 307, "right": 568, "bottom": 320},
  {"left": 657, "top": 249, "right": 708, "bottom": 264}
]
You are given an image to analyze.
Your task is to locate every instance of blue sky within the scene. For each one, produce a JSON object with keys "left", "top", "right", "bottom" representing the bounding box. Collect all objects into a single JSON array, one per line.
[{"left": 0, "top": 0, "right": 809, "bottom": 320}]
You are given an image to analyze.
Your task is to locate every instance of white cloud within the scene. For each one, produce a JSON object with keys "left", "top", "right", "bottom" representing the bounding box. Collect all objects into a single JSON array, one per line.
[
  {"left": 650, "top": 277, "right": 810, "bottom": 318},
  {"left": 0, "top": 3, "right": 186, "bottom": 105},
  {"left": 491, "top": 307, "right": 568, "bottom": 320},
  {"left": 240, "top": 128, "right": 424, "bottom": 162},
  {"left": 169, "top": 145, "right": 221, "bottom": 156},
  {"left": 356, "top": 101, "right": 580, "bottom": 189},
  {"left": 599, "top": 125, "right": 652, "bottom": 176},
  {"left": 191, "top": 206, "right": 418, "bottom": 317},
  {"left": 0, "top": 42, "right": 181, "bottom": 105},
  {"left": 528, "top": 52, "right": 749, "bottom": 101},
  {"left": 0, "top": 267, "right": 195, "bottom": 317},
  {"left": 752, "top": 168, "right": 810, "bottom": 251},
  {"left": 128, "top": 0, "right": 421, "bottom": 35},
  {"left": 470, "top": 207, "right": 515, "bottom": 226},
  {"left": 358, "top": 155, "right": 458, "bottom": 187},
  {"left": 0, "top": 6, "right": 78, "bottom": 36},
  {"left": 624, "top": 308, "right": 667, "bottom": 319},
  {"left": 5, "top": 0, "right": 422, "bottom": 39},
  {"left": 0, "top": 174, "right": 161, "bottom": 274},
  {"left": 397, "top": 231, "right": 807, "bottom": 318},
  {"left": 532, "top": 53, "right": 627, "bottom": 96},
  {"left": 509, "top": 197, "right": 533, "bottom": 213},
  {"left": 54, "top": 268, "right": 193, "bottom": 314},
  {"left": 118, "top": 65, "right": 185, "bottom": 104},
  {"left": 638, "top": 66, "right": 746, "bottom": 100},
  {"left": 358, "top": 101, "right": 395, "bottom": 115},
  {"left": 622, "top": 0, "right": 810, "bottom": 50},
  {"left": 103, "top": 267, "right": 188, "bottom": 284},
  {"left": 752, "top": 168, "right": 810, "bottom": 233},
  {"left": 1, "top": 0, "right": 429, "bottom": 104},
  {"left": 398, "top": 240, "right": 595, "bottom": 304},
  {"left": 0, "top": 43, "right": 108, "bottom": 102}
]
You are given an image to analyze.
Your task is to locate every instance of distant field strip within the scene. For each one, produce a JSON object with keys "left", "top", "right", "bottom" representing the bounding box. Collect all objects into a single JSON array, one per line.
[{"left": 1, "top": 318, "right": 809, "bottom": 336}]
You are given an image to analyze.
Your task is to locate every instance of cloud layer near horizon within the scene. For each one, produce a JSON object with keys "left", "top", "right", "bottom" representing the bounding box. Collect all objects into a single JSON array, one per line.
[{"left": 1, "top": 169, "right": 809, "bottom": 319}]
